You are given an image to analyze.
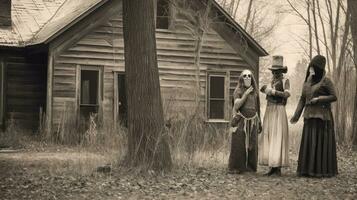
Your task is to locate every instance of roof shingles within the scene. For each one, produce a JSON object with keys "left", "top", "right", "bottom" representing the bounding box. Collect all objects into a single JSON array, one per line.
[
  {"left": 0, "top": 0, "right": 267, "bottom": 56},
  {"left": 0, "top": 0, "right": 66, "bottom": 46},
  {"left": 0, "top": 0, "right": 104, "bottom": 47}
]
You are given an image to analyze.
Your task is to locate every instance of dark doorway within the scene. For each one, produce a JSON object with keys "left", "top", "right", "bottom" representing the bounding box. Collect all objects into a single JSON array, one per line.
[{"left": 117, "top": 74, "right": 127, "bottom": 127}]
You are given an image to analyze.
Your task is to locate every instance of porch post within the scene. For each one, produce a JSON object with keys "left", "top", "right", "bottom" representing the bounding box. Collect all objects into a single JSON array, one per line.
[{"left": 46, "top": 52, "right": 53, "bottom": 134}]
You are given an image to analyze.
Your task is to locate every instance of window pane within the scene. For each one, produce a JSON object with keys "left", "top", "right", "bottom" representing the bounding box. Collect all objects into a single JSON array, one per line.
[
  {"left": 209, "top": 100, "right": 225, "bottom": 119},
  {"left": 157, "top": 0, "right": 169, "bottom": 29},
  {"left": 210, "top": 76, "right": 225, "bottom": 98},
  {"left": 157, "top": 0, "right": 169, "bottom": 16},
  {"left": 157, "top": 17, "right": 169, "bottom": 29},
  {"left": 81, "top": 70, "right": 98, "bottom": 105}
]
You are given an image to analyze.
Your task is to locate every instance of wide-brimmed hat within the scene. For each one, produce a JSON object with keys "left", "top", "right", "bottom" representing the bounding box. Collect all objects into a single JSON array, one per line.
[{"left": 268, "top": 55, "right": 288, "bottom": 73}]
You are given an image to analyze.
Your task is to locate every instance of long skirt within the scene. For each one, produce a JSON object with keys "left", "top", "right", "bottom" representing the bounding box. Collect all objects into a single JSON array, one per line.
[
  {"left": 259, "top": 104, "right": 289, "bottom": 167},
  {"left": 228, "top": 120, "right": 258, "bottom": 172},
  {"left": 297, "top": 118, "right": 338, "bottom": 177}
]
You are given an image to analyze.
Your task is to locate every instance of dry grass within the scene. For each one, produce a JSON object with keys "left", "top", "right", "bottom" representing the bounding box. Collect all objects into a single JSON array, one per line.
[
  {"left": 0, "top": 114, "right": 34, "bottom": 149},
  {"left": 0, "top": 100, "right": 307, "bottom": 176}
]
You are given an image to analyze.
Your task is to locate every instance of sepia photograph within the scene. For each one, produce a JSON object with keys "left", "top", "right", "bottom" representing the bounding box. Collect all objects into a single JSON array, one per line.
[{"left": 0, "top": 0, "right": 356, "bottom": 199}]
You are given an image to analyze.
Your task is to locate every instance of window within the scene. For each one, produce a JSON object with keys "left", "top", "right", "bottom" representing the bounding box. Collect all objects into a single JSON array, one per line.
[
  {"left": 157, "top": 0, "right": 170, "bottom": 29},
  {"left": 207, "top": 73, "right": 226, "bottom": 120},
  {"left": 80, "top": 68, "right": 101, "bottom": 119}
]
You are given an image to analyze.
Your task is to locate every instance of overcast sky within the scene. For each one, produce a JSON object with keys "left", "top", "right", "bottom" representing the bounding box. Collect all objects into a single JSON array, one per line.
[
  {"left": 270, "top": 11, "right": 307, "bottom": 75},
  {"left": 220, "top": 0, "right": 310, "bottom": 75}
]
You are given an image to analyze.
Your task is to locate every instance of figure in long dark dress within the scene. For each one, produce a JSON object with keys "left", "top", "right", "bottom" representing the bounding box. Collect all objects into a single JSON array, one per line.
[
  {"left": 228, "top": 70, "right": 261, "bottom": 174},
  {"left": 291, "top": 55, "right": 338, "bottom": 177}
]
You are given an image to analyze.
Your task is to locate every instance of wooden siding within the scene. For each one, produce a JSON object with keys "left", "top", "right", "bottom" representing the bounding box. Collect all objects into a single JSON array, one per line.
[
  {"left": 4, "top": 53, "right": 47, "bottom": 129},
  {"left": 51, "top": 5, "right": 255, "bottom": 127}
]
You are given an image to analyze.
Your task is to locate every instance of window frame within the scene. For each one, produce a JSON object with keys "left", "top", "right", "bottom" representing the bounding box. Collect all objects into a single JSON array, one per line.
[
  {"left": 77, "top": 65, "right": 103, "bottom": 112},
  {"left": 156, "top": 0, "right": 171, "bottom": 29},
  {"left": 206, "top": 71, "right": 229, "bottom": 122}
]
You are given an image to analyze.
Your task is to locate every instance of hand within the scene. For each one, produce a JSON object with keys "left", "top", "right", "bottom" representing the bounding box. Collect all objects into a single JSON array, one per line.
[
  {"left": 308, "top": 97, "right": 319, "bottom": 105},
  {"left": 290, "top": 116, "right": 299, "bottom": 124},
  {"left": 265, "top": 87, "right": 273, "bottom": 96},
  {"left": 260, "top": 85, "right": 267, "bottom": 93},
  {"left": 244, "top": 87, "right": 254, "bottom": 96}
]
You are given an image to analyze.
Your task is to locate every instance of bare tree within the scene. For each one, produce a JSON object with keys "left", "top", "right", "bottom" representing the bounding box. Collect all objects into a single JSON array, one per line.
[
  {"left": 218, "top": 0, "right": 281, "bottom": 50},
  {"left": 169, "top": 0, "right": 217, "bottom": 157},
  {"left": 171, "top": 0, "right": 212, "bottom": 110},
  {"left": 286, "top": 0, "right": 354, "bottom": 144},
  {"left": 122, "top": 0, "right": 172, "bottom": 170}
]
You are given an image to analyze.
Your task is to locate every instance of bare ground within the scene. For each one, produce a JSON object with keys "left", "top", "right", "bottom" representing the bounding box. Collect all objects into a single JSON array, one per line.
[{"left": 0, "top": 148, "right": 356, "bottom": 200}]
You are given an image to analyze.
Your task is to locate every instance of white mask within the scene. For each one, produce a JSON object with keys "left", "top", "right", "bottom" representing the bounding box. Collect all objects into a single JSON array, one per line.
[{"left": 241, "top": 70, "right": 252, "bottom": 87}]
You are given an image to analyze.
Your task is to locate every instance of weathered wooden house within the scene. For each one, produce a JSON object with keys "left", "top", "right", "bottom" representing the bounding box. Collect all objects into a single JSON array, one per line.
[{"left": 0, "top": 0, "right": 268, "bottom": 132}]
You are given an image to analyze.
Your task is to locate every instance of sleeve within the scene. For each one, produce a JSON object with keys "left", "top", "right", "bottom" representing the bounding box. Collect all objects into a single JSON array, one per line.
[
  {"left": 292, "top": 82, "right": 305, "bottom": 121},
  {"left": 233, "top": 87, "right": 242, "bottom": 100},
  {"left": 232, "top": 88, "right": 244, "bottom": 112},
  {"left": 272, "top": 79, "right": 291, "bottom": 98},
  {"left": 292, "top": 94, "right": 305, "bottom": 120},
  {"left": 318, "top": 78, "right": 337, "bottom": 103},
  {"left": 284, "top": 79, "right": 290, "bottom": 93}
]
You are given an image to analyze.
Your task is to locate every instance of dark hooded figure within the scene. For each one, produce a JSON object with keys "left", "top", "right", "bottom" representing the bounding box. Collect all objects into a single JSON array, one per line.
[
  {"left": 228, "top": 70, "right": 262, "bottom": 174},
  {"left": 291, "top": 55, "right": 338, "bottom": 177}
]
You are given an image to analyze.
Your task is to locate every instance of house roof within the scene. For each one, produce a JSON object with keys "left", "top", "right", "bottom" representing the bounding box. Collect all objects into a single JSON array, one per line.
[
  {"left": 0, "top": 0, "right": 104, "bottom": 47},
  {"left": 0, "top": 0, "right": 65, "bottom": 46},
  {"left": 32, "top": 0, "right": 106, "bottom": 45},
  {"left": 0, "top": 0, "right": 268, "bottom": 56}
]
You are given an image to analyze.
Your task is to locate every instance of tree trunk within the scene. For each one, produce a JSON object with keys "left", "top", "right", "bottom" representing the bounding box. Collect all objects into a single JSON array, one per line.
[
  {"left": 316, "top": 0, "right": 331, "bottom": 75},
  {"left": 332, "top": 0, "right": 341, "bottom": 72},
  {"left": 312, "top": 0, "right": 320, "bottom": 54},
  {"left": 122, "top": 0, "right": 172, "bottom": 170},
  {"left": 244, "top": 0, "right": 254, "bottom": 30},
  {"left": 194, "top": 31, "right": 204, "bottom": 108},
  {"left": 228, "top": 0, "right": 235, "bottom": 15},
  {"left": 307, "top": 0, "right": 313, "bottom": 59},
  {"left": 353, "top": 70, "right": 357, "bottom": 150},
  {"left": 349, "top": 0, "right": 357, "bottom": 150},
  {"left": 334, "top": 1, "right": 351, "bottom": 144},
  {"left": 233, "top": 0, "right": 241, "bottom": 19}
]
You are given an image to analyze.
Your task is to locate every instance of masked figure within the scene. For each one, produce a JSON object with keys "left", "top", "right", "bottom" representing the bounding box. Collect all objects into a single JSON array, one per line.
[
  {"left": 228, "top": 70, "right": 262, "bottom": 174},
  {"left": 259, "top": 56, "right": 290, "bottom": 176},
  {"left": 291, "top": 55, "right": 338, "bottom": 177}
]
